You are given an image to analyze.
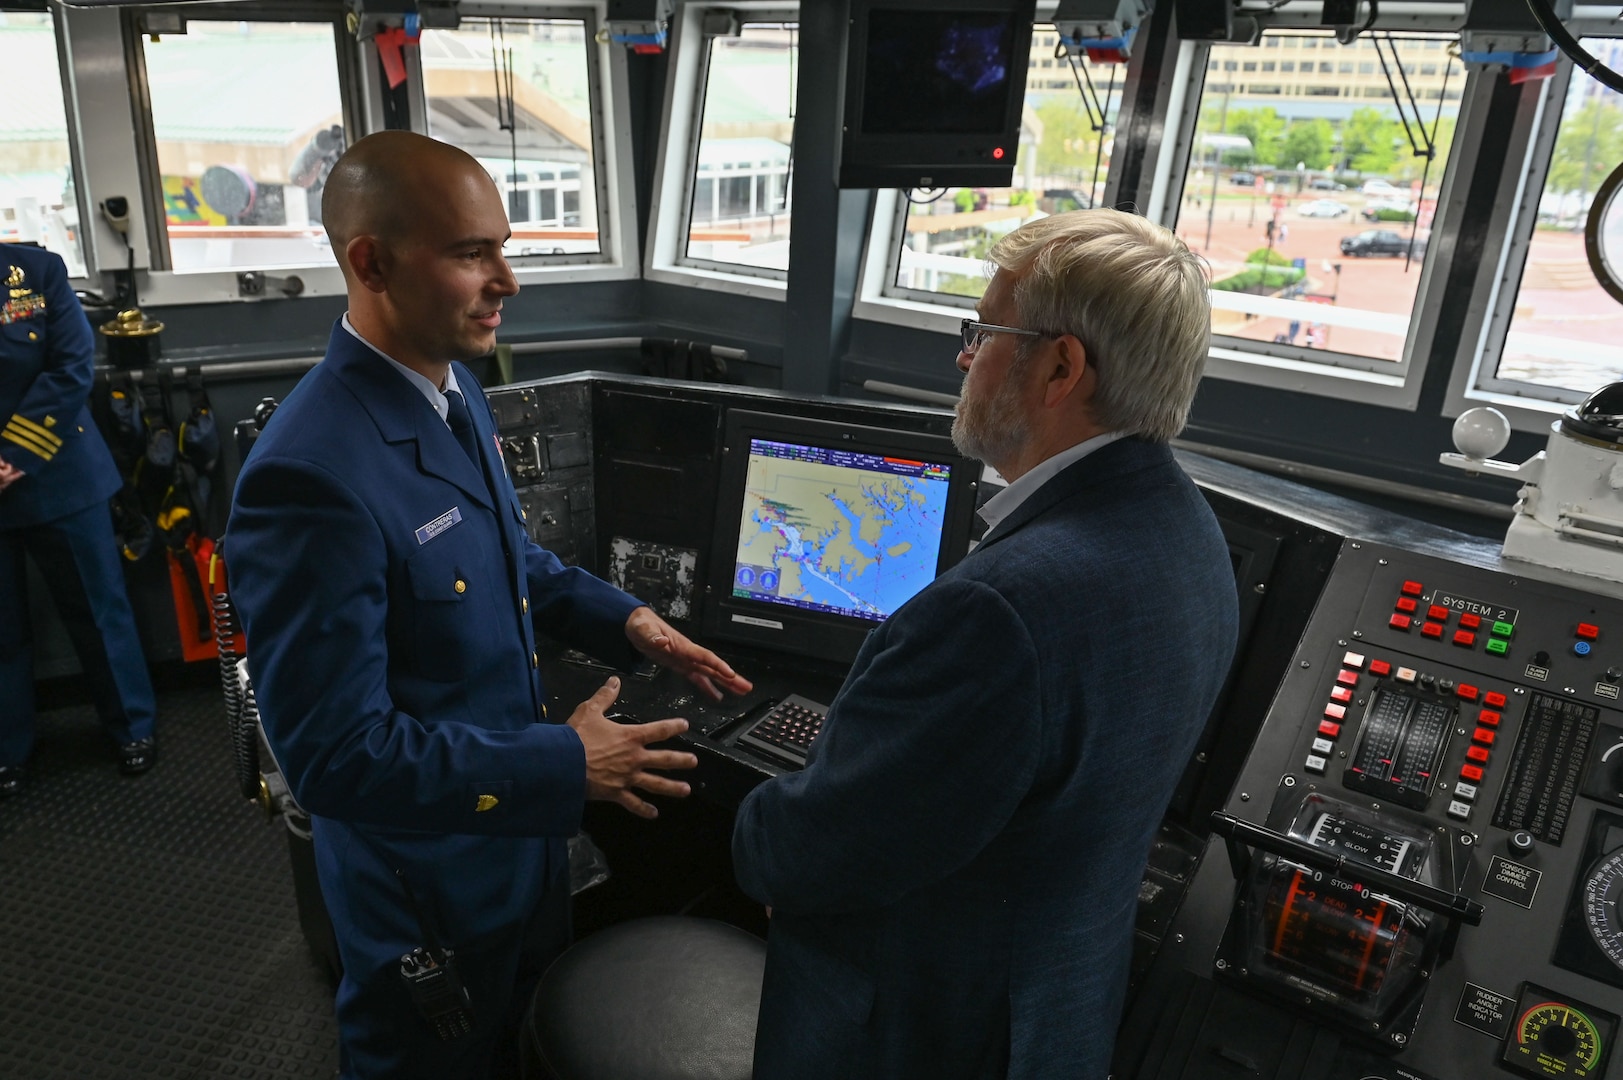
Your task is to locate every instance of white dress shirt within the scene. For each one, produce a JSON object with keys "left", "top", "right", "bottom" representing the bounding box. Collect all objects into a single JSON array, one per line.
[
  {"left": 341, "top": 312, "right": 461, "bottom": 428},
  {"left": 975, "top": 430, "right": 1130, "bottom": 534}
]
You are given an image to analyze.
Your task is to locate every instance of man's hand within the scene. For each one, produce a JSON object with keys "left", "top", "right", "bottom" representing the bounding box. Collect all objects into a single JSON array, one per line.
[
  {"left": 568, "top": 676, "right": 699, "bottom": 819},
  {"left": 0, "top": 460, "right": 23, "bottom": 493},
  {"left": 625, "top": 606, "right": 754, "bottom": 701}
]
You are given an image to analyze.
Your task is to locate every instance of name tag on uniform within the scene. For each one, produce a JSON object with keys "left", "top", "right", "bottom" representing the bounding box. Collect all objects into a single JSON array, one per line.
[{"left": 415, "top": 506, "right": 462, "bottom": 545}]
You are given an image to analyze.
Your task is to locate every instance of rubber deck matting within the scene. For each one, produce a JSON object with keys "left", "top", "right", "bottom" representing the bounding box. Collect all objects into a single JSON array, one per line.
[{"left": 0, "top": 683, "right": 338, "bottom": 1079}]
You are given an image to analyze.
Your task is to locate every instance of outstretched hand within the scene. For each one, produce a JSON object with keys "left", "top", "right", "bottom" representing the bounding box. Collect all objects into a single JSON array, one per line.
[
  {"left": 0, "top": 460, "right": 23, "bottom": 493},
  {"left": 568, "top": 676, "right": 698, "bottom": 819},
  {"left": 625, "top": 606, "right": 754, "bottom": 701}
]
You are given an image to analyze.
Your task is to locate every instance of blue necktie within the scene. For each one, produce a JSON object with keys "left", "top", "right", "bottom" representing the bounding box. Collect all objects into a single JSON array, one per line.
[{"left": 444, "top": 389, "right": 482, "bottom": 470}]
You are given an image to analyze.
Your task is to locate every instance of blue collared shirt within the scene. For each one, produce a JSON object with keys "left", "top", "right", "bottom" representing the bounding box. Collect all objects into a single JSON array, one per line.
[
  {"left": 977, "top": 430, "right": 1130, "bottom": 534},
  {"left": 341, "top": 312, "right": 461, "bottom": 428}
]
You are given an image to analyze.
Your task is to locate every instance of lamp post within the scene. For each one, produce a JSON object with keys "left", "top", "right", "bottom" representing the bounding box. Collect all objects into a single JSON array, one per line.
[{"left": 1203, "top": 83, "right": 1233, "bottom": 252}]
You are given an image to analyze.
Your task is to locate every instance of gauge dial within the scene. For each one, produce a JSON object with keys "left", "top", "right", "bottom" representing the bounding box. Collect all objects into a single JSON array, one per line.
[
  {"left": 1585, "top": 849, "right": 1623, "bottom": 971},
  {"left": 1510, "top": 1002, "right": 1605, "bottom": 1077}
]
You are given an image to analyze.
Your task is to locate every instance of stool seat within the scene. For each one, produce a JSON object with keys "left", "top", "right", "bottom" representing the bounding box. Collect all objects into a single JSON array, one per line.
[{"left": 524, "top": 916, "right": 766, "bottom": 1080}]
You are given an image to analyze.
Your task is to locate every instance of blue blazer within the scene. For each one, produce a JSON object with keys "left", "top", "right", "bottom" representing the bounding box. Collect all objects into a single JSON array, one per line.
[
  {"left": 733, "top": 438, "right": 1239, "bottom": 1080},
  {"left": 0, "top": 244, "right": 122, "bottom": 530},
  {"left": 226, "top": 323, "right": 642, "bottom": 952}
]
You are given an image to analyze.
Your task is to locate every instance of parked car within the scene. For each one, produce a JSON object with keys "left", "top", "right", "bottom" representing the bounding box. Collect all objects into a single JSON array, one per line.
[
  {"left": 1340, "top": 229, "right": 1426, "bottom": 257},
  {"left": 1298, "top": 198, "right": 1350, "bottom": 218},
  {"left": 1360, "top": 178, "right": 1402, "bottom": 197},
  {"left": 1311, "top": 177, "right": 1348, "bottom": 191},
  {"left": 1229, "top": 171, "right": 1257, "bottom": 186}
]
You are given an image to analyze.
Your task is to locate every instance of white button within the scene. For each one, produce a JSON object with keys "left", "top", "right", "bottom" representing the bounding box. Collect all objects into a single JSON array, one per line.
[
  {"left": 1395, "top": 667, "right": 1418, "bottom": 683},
  {"left": 1454, "top": 781, "right": 1478, "bottom": 801},
  {"left": 1447, "top": 800, "right": 1472, "bottom": 821},
  {"left": 1343, "top": 651, "right": 1366, "bottom": 670},
  {"left": 1305, "top": 755, "right": 1328, "bottom": 774},
  {"left": 1324, "top": 703, "right": 1347, "bottom": 720},
  {"left": 1312, "top": 737, "right": 1334, "bottom": 754}
]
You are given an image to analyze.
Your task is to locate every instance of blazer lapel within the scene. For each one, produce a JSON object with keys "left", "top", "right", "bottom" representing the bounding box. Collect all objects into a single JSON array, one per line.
[
  {"left": 323, "top": 324, "right": 495, "bottom": 512},
  {"left": 975, "top": 438, "right": 1174, "bottom": 551}
]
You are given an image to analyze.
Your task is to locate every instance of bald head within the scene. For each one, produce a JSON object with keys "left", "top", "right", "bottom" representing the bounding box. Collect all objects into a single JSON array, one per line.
[{"left": 322, "top": 131, "right": 496, "bottom": 257}]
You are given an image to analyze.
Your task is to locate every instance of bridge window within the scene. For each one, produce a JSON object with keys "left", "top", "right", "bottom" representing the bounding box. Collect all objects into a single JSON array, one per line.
[
  {"left": 0, "top": 10, "right": 86, "bottom": 274},
  {"left": 878, "top": 43, "right": 1120, "bottom": 306},
  {"left": 1478, "top": 42, "right": 1623, "bottom": 402},
  {"left": 422, "top": 17, "right": 602, "bottom": 260},
  {"left": 138, "top": 19, "right": 348, "bottom": 275},
  {"left": 680, "top": 22, "right": 798, "bottom": 276},
  {"left": 1175, "top": 31, "right": 1460, "bottom": 381}
]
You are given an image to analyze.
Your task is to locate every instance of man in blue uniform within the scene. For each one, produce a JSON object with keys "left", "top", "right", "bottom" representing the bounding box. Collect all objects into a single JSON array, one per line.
[
  {"left": 733, "top": 210, "right": 1240, "bottom": 1080},
  {"left": 225, "top": 132, "right": 752, "bottom": 1079},
  {"left": 0, "top": 242, "right": 157, "bottom": 797}
]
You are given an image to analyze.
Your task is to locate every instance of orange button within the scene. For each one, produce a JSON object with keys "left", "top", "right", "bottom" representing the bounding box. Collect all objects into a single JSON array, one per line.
[
  {"left": 1484, "top": 691, "right": 1507, "bottom": 708},
  {"left": 1578, "top": 622, "right": 1600, "bottom": 640},
  {"left": 1467, "top": 745, "right": 1491, "bottom": 762},
  {"left": 1461, "top": 764, "right": 1485, "bottom": 782},
  {"left": 1479, "top": 709, "right": 1501, "bottom": 726}
]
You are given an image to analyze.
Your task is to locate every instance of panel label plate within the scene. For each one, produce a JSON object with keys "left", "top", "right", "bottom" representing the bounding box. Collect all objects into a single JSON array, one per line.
[
  {"left": 1432, "top": 591, "right": 1518, "bottom": 624},
  {"left": 1482, "top": 855, "right": 1541, "bottom": 908},
  {"left": 1454, "top": 982, "right": 1514, "bottom": 1039}
]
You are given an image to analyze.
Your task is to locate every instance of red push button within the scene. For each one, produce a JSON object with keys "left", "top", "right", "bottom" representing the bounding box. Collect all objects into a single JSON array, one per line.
[
  {"left": 1319, "top": 720, "right": 1342, "bottom": 738},
  {"left": 1453, "top": 630, "right": 1477, "bottom": 647},
  {"left": 1457, "top": 684, "right": 1480, "bottom": 701},
  {"left": 1331, "top": 685, "right": 1354, "bottom": 703},
  {"left": 1467, "top": 745, "right": 1491, "bottom": 762},
  {"left": 1459, "top": 613, "right": 1482, "bottom": 630},
  {"left": 1369, "top": 659, "right": 1392, "bottom": 677},
  {"left": 1484, "top": 691, "right": 1507, "bottom": 708},
  {"left": 1578, "top": 622, "right": 1600, "bottom": 640},
  {"left": 1325, "top": 703, "right": 1347, "bottom": 720},
  {"left": 1479, "top": 710, "right": 1501, "bottom": 727},
  {"left": 1390, "top": 614, "right": 1413, "bottom": 631},
  {"left": 1396, "top": 597, "right": 1418, "bottom": 614},
  {"left": 1428, "top": 605, "right": 1451, "bottom": 622},
  {"left": 1474, "top": 727, "right": 1496, "bottom": 746},
  {"left": 1461, "top": 764, "right": 1485, "bottom": 782},
  {"left": 1402, "top": 580, "right": 1424, "bottom": 596},
  {"left": 1337, "top": 670, "right": 1360, "bottom": 687},
  {"left": 1421, "top": 622, "right": 1444, "bottom": 638}
]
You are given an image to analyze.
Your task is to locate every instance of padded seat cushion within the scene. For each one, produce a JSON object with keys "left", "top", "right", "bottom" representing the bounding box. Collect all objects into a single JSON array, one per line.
[{"left": 526, "top": 916, "right": 766, "bottom": 1080}]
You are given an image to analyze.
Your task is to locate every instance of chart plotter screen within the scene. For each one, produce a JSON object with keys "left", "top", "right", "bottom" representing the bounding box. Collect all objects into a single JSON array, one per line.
[{"left": 730, "top": 438, "right": 954, "bottom": 622}]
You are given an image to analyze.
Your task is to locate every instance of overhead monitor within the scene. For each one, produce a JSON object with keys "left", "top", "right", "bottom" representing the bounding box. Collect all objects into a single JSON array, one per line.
[
  {"left": 835, "top": 0, "right": 1037, "bottom": 189},
  {"left": 704, "top": 410, "right": 980, "bottom": 664}
]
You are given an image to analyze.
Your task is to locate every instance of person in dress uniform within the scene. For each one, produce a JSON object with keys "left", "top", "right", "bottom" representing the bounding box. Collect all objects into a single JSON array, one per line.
[{"left": 0, "top": 243, "right": 158, "bottom": 796}]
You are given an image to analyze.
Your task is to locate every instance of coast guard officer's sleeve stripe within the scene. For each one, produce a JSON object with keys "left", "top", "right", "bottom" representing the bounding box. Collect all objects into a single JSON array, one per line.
[
  {"left": 3, "top": 426, "right": 57, "bottom": 460},
  {"left": 8, "top": 414, "right": 62, "bottom": 448}
]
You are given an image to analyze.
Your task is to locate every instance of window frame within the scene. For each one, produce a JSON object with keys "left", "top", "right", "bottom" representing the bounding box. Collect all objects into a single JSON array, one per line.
[
  {"left": 1446, "top": 36, "right": 1623, "bottom": 432},
  {"left": 421, "top": 4, "right": 624, "bottom": 271},
  {"left": 644, "top": 2, "right": 797, "bottom": 298}
]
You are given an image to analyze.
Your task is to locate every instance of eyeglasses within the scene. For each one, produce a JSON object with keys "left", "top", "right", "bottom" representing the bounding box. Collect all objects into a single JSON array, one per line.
[{"left": 960, "top": 319, "right": 1049, "bottom": 354}]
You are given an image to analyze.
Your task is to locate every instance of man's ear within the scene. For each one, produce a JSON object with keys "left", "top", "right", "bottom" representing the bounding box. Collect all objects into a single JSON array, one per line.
[
  {"left": 345, "top": 235, "right": 390, "bottom": 295},
  {"left": 1043, "top": 334, "right": 1091, "bottom": 409}
]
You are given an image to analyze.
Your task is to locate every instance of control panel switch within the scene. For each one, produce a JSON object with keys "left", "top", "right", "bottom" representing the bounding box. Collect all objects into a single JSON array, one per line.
[
  {"left": 1304, "top": 755, "right": 1328, "bottom": 775},
  {"left": 1446, "top": 800, "right": 1472, "bottom": 821},
  {"left": 1454, "top": 781, "right": 1478, "bottom": 801}
]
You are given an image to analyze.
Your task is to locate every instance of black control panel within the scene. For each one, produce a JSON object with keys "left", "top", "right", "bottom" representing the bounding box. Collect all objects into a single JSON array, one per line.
[{"left": 1121, "top": 543, "right": 1623, "bottom": 1080}]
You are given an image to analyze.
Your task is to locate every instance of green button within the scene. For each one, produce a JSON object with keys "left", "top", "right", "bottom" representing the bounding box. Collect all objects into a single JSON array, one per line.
[
  {"left": 1492, "top": 621, "right": 1515, "bottom": 638},
  {"left": 1486, "top": 638, "right": 1510, "bottom": 655}
]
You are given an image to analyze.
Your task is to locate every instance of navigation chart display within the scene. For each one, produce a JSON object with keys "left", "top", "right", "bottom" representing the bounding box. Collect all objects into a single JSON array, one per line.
[{"left": 731, "top": 438, "right": 953, "bottom": 621}]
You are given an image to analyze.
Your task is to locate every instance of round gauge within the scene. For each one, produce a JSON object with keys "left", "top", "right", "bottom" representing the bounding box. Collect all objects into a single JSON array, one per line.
[
  {"left": 1586, "top": 161, "right": 1623, "bottom": 307},
  {"left": 1585, "top": 849, "right": 1623, "bottom": 970},
  {"left": 1514, "top": 1001, "right": 1605, "bottom": 1074}
]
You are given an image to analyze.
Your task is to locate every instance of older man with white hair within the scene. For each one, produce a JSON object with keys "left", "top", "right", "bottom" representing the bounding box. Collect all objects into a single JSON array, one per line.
[{"left": 733, "top": 209, "right": 1240, "bottom": 1080}]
